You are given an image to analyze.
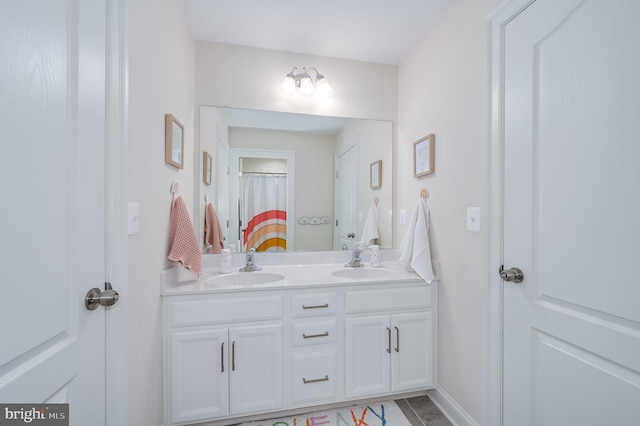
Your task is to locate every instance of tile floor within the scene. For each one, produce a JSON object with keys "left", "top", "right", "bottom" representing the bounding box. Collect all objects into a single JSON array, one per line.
[{"left": 396, "top": 395, "right": 452, "bottom": 426}]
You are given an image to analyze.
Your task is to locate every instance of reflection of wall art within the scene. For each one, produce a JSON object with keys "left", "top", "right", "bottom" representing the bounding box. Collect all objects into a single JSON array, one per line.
[
  {"left": 413, "top": 134, "right": 435, "bottom": 178},
  {"left": 165, "top": 114, "right": 184, "bottom": 169},
  {"left": 298, "top": 216, "right": 331, "bottom": 225},
  {"left": 203, "top": 151, "right": 212, "bottom": 185},
  {"left": 370, "top": 160, "right": 382, "bottom": 189}
]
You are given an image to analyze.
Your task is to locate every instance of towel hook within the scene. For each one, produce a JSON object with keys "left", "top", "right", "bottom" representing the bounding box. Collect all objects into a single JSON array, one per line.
[
  {"left": 420, "top": 189, "right": 429, "bottom": 200},
  {"left": 170, "top": 182, "right": 179, "bottom": 195},
  {"left": 373, "top": 196, "right": 379, "bottom": 205}
]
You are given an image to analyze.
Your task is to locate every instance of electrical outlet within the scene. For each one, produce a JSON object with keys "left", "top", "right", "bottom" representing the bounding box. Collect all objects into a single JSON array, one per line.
[{"left": 399, "top": 209, "right": 406, "bottom": 225}]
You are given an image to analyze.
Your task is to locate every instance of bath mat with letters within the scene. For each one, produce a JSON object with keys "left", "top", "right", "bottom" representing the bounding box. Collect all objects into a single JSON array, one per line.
[{"left": 239, "top": 400, "right": 411, "bottom": 426}]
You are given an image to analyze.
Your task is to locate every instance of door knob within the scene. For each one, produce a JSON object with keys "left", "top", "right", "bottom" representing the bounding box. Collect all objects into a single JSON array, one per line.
[
  {"left": 85, "top": 283, "right": 120, "bottom": 310},
  {"left": 499, "top": 266, "right": 524, "bottom": 283}
]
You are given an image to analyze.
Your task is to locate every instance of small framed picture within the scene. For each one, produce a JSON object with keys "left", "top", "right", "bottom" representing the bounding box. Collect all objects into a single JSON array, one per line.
[
  {"left": 370, "top": 160, "right": 382, "bottom": 189},
  {"left": 413, "top": 134, "right": 435, "bottom": 177},
  {"left": 203, "top": 151, "right": 212, "bottom": 185},
  {"left": 165, "top": 114, "right": 184, "bottom": 169}
]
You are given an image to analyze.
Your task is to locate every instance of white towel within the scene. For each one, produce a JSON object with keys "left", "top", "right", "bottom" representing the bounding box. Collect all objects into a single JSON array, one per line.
[
  {"left": 359, "top": 203, "right": 380, "bottom": 246},
  {"left": 399, "top": 198, "right": 434, "bottom": 283}
]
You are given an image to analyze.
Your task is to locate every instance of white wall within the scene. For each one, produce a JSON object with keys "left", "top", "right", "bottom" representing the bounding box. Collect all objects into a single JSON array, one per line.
[
  {"left": 195, "top": 41, "right": 397, "bottom": 121},
  {"left": 127, "top": 0, "right": 195, "bottom": 423},
  {"left": 397, "top": 0, "right": 502, "bottom": 422}
]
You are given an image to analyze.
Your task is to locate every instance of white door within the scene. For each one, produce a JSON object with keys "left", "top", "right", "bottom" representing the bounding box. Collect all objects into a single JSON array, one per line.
[
  {"left": 217, "top": 136, "right": 231, "bottom": 245},
  {"left": 229, "top": 323, "right": 284, "bottom": 415},
  {"left": 345, "top": 316, "right": 390, "bottom": 398},
  {"left": 170, "top": 329, "right": 229, "bottom": 424},
  {"left": 0, "top": 0, "right": 108, "bottom": 424},
  {"left": 391, "top": 312, "right": 433, "bottom": 392},
  {"left": 503, "top": 1, "right": 640, "bottom": 424},
  {"left": 335, "top": 145, "right": 358, "bottom": 250}
]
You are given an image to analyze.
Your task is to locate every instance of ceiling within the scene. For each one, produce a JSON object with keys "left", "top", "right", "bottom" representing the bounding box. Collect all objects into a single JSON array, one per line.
[{"left": 177, "top": 0, "right": 453, "bottom": 65}]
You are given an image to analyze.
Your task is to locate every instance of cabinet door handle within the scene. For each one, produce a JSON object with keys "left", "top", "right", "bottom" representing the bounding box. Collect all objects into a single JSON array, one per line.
[
  {"left": 394, "top": 326, "right": 400, "bottom": 352},
  {"left": 303, "top": 375, "right": 329, "bottom": 384},
  {"left": 302, "top": 303, "right": 329, "bottom": 310},
  {"left": 386, "top": 327, "right": 391, "bottom": 353},
  {"left": 302, "top": 331, "right": 329, "bottom": 339},
  {"left": 221, "top": 342, "right": 225, "bottom": 373},
  {"left": 231, "top": 341, "right": 236, "bottom": 371}
]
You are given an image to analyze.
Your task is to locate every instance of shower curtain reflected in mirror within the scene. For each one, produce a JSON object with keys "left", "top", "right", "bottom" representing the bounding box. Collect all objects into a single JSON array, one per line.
[{"left": 240, "top": 174, "right": 287, "bottom": 252}]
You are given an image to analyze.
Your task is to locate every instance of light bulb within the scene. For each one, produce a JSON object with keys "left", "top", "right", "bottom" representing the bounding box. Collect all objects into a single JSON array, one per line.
[
  {"left": 282, "top": 76, "right": 296, "bottom": 94},
  {"left": 300, "top": 76, "right": 314, "bottom": 95}
]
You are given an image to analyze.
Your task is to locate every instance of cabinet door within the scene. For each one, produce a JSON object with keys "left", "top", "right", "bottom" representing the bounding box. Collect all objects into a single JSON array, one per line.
[
  {"left": 170, "top": 329, "right": 229, "bottom": 424},
  {"left": 391, "top": 312, "right": 434, "bottom": 392},
  {"left": 345, "top": 316, "right": 391, "bottom": 398},
  {"left": 229, "top": 323, "right": 284, "bottom": 415}
]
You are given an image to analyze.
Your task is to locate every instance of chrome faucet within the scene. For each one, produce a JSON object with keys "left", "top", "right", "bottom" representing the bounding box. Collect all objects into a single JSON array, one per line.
[
  {"left": 345, "top": 247, "right": 364, "bottom": 268},
  {"left": 240, "top": 248, "right": 262, "bottom": 272}
]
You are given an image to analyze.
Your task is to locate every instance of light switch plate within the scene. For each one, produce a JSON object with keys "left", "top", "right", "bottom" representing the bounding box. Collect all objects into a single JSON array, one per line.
[
  {"left": 128, "top": 202, "right": 140, "bottom": 235},
  {"left": 399, "top": 209, "right": 407, "bottom": 225},
  {"left": 467, "top": 207, "right": 481, "bottom": 232}
]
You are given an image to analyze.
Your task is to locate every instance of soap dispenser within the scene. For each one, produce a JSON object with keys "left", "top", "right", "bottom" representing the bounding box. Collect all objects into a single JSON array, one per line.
[
  {"left": 369, "top": 245, "right": 380, "bottom": 267},
  {"left": 220, "top": 248, "right": 232, "bottom": 274}
]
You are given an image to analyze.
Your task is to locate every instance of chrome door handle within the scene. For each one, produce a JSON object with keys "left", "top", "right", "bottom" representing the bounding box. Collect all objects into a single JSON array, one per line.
[
  {"left": 386, "top": 327, "right": 391, "bottom": 353},
  {"left": 499, "top": 266, "right": 524, "bottom": 283},
  {"left": 394, "top": 326, "right": 400, "bottom": 352},
  {"left": 85, "top": 284, "right": 120, "bottom": 310}
]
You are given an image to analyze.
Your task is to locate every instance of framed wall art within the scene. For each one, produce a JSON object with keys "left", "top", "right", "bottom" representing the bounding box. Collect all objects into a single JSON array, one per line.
[
  {"left": 370, "top": 160, "right": 382, "bottom": 189},
  {"left": 203, "top": 151, "right": 212, "bottom": 185},
  {"left": 165, "top": 114, "right": 184, "bottom": 169},
  {"left": 413, "top": 133, "right": 435, "bottom": 177}
]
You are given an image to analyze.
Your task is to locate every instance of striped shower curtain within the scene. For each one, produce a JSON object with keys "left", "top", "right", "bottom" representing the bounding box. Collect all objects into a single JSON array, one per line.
[{"left": 241, "top": 174, "right": 287, "bottom": 252}]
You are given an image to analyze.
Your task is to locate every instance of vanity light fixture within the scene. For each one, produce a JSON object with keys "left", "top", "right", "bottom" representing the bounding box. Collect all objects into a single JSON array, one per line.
[{"left": 281, "top": 67, "right": 333, "bottom": 96}]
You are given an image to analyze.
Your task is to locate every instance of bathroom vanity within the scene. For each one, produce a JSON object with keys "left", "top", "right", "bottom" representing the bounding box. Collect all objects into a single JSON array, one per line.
[{"left": 162, "top": 253, "right": 438, "bottom": 425}]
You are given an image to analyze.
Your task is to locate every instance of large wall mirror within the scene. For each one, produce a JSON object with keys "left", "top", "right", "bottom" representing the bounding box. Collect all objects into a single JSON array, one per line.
[{"left": 197, "top": 106, "right": 392, "bottom": 254}]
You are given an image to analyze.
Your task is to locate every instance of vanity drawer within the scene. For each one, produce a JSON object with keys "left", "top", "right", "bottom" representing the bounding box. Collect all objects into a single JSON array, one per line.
[
  {"left": 345, "top": 286, "right": 431, "bottom": 314},
  {"left": 291, "top": 292, "right": 337, "bottom": 317},
  {"left": 169, "top": 293, "right": 284, "bottom": 327},
  {"left": 291, "top": 348, "right": 338, "bottom": 406},
  {"left": 292, "top": 318, "right": 337, "bottom": 346}
]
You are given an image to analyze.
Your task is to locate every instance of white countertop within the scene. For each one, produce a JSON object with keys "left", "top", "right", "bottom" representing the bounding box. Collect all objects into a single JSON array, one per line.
[{"left": 161, "top": 251, "right": 437, "bottom": 296}]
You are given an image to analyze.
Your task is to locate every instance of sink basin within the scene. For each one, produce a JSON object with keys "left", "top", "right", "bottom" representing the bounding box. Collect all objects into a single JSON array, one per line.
[
  {"left": 207, "top": 272, "right": 286, "bottom": 287},
  {"left": 332, "top": 267, "right": 395, "bottom": 280}
]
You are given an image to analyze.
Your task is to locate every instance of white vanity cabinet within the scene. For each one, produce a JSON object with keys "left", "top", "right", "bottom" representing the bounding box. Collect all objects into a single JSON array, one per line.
[
  {"left": 344, "top": 284, "right": 435, "bottom": 399},
  {"left": 163, "top": 272, "right": 436, "bottom": 426},
  {"left": 164, "top": 292, "right": 285, "bottom": 425}
]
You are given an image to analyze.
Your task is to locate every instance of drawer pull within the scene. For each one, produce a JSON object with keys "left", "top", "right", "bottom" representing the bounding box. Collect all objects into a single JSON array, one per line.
[
  {"left": 303, "top": 375, "right": 329, "bottom": 384},
  {"left": 302, "top": 303, "right": 329, "bottom": 310},
  {"left": 303, "top": 331, "right": 329, "bottom": 339}
]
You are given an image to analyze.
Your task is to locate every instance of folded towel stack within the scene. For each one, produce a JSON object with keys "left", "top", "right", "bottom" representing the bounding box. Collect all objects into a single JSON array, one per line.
[
  {"left": 168, "top": 195, "right": 202, "bottom": 275},
  {"left": 399, "top": 198, "right": 434, "bottom": 283}
]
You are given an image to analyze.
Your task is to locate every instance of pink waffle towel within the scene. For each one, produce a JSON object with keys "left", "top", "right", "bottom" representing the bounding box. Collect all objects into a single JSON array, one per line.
[
  {"left": 204, "top": 203, "right": 224, "bottom": 254},
  {"left": 168, "top": 195, "right": 202, "bottom": 275}
]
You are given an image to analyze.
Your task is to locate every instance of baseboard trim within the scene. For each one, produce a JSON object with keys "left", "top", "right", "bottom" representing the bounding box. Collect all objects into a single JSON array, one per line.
[{"left": 427, "top": 387, "right": 479, "bottom": 426}]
